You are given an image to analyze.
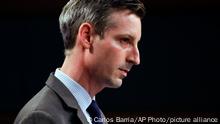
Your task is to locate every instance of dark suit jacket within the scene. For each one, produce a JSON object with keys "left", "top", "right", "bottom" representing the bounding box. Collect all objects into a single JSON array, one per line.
[{"left": 14, "top": 74, "right": 107, "bottom": 124}]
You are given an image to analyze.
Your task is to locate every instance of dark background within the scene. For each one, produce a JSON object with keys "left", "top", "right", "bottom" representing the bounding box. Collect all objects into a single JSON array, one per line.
[{"left": 1, "top": 0, "right": 220, "bottom": 123}]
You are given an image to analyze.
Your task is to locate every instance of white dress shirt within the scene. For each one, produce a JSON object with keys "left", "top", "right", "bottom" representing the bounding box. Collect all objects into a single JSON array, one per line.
[{"left": 54, "top": 69, "right": 93, "bottom": 124}]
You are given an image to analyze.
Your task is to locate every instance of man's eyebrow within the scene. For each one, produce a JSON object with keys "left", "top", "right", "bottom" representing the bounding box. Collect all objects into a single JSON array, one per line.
[
  {"left": 121, "top": 34, "right": 141, "bottom": 43},
  {"left": 117, "top": 34, "right": 135, "bottom": 40}
]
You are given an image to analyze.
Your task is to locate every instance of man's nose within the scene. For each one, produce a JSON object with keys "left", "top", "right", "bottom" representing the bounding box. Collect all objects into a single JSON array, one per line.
[{"left": 126, "top": 46, "right": 140, "bottom": 65}]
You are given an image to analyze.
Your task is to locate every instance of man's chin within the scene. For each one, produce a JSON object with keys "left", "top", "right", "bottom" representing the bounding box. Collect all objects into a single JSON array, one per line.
[{"left": 106, "top": 78, "right": 123, "bottom": 88}]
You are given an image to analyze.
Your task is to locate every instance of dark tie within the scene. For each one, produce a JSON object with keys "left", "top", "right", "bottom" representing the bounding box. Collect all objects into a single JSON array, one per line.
[{"left": 86, "top": 100, "right": 103, "bottom": 124}]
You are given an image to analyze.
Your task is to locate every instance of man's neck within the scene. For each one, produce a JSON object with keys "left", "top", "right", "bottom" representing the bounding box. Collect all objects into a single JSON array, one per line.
[{"left": 60, "top": 55, "right": 104, "bottom": 98}]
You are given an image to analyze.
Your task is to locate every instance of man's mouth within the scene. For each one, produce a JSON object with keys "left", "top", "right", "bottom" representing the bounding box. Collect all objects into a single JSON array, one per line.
[{"left": 119, "top": 68, "right": 129, "bottom": 77}]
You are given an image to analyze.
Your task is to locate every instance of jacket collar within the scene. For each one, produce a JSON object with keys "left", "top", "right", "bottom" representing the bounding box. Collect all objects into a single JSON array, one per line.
[{"left": 46, "top": 73, "right": 89, "bottom": 124}]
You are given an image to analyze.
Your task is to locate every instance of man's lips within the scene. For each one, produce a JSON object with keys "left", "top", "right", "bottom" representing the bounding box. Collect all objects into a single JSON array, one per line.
[{"left": 119, "top": 68, "right": 129, "bottom": 77}]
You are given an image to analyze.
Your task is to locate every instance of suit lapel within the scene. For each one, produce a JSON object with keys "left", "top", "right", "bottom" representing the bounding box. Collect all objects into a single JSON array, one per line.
[{"left": 46, "top": 73, "right": 89, "bottom": 124}]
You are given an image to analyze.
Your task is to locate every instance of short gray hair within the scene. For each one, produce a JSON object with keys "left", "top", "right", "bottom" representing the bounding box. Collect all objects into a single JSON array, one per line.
[{"left": 59, "top": 0, "right": 145, "bottom": 51}]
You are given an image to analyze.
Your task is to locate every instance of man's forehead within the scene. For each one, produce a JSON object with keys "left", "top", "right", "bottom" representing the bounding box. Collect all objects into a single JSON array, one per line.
[
  {"left": 107, "top": 9, "right": 141, "bottom": 27},
  {"left": 103, "top": 10, "right": 142, "bottom": 39}
]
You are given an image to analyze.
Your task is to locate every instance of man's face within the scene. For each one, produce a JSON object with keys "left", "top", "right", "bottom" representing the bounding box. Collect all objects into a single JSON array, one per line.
[{"left": 86, "top": 10, "right": 141, "bottom": 88}]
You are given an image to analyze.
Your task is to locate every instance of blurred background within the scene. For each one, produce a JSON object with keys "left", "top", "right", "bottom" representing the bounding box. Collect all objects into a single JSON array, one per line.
[{"left": 0, "top": 0, "right": 220, "bottom": 123}]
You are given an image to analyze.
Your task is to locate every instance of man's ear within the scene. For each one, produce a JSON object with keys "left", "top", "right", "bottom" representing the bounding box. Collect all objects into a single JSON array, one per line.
[{"left": 78, "top": 23, "right": 93, "bottom": 49}]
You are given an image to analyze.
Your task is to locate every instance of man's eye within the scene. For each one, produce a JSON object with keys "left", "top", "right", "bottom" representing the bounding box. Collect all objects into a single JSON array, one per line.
[
  {"left": 120, "top": 38, "right": 130, "bottom": 43},
  {"left": 119, "top": 38, "right": 131, "bottom": 48}
]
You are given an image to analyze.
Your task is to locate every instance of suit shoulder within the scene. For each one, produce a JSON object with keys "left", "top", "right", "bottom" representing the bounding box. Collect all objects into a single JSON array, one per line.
[
  {"left": 14, "top": 86, "right": 70, "bottom": 124},
  {"left": 23, "top": 86, "right": 61, "bottom": 112},
  {"left": 14, "top": 110, "right": 56, "bottom": 124}
]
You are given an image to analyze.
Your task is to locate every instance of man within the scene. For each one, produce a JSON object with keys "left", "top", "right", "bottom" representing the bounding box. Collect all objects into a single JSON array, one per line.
[{"left": 14, "top": 0, "right": 145, "bottom": 124}]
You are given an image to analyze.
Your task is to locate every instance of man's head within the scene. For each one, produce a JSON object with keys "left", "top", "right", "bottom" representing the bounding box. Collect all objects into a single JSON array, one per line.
[
  {"left": 59, "top": 0, "right": 145, "bottom": 90},
  {"left": 59, "top": 0, "right": 145, "bottom": 54}
]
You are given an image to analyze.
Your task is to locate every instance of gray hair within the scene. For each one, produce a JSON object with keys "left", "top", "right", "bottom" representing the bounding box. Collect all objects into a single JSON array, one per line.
[{"left": 59, "top": 0, "right": 145, "bottom": 53}]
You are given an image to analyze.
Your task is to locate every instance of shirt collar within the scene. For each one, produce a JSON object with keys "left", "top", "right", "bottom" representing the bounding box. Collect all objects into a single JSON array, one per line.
[{"left": 54, "top": 69, "right": 93, "bottom": 113}]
